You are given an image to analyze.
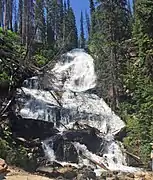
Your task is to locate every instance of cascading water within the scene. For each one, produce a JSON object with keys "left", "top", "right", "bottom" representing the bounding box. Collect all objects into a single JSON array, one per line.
[{"left": 17, "top": 48, "right": 139, "bottom": 175}]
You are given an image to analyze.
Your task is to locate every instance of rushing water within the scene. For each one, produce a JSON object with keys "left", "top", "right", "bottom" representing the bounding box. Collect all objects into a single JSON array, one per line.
[{"left": 17, "top": 49, "right": 138, "bottom": 174}]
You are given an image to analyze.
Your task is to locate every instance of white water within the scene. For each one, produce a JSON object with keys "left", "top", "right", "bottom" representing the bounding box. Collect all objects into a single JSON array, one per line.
[{"left": 17, "top": 49, "right": 139, "bottom": 174}]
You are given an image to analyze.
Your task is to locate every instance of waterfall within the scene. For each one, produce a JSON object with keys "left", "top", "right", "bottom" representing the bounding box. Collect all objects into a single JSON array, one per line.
[{"left": 17, "top": 49, "right": 138, "bottom": 174}]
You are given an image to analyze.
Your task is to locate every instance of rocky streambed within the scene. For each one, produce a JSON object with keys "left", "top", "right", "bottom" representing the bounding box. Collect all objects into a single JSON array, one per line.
[
  {"left": 0, "top": 112, "right": 145, "bottom": 180},
  {"left": 1, "top": 161, "right": 153, "bottom": 180}
]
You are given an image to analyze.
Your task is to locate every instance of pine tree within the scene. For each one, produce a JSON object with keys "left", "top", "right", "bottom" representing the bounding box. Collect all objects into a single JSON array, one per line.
[
  {"left": 3, "top": 0, "right": 9, "bottom": 30},
  {"left": 22, "top": 0, "right": 28, "bottom": 44},
  {"left": 89, "top": 0, "right": 95, "bottom": 36},
  {"left": 89, "top": 0, "right": 131, "bottom": 109},
  {"left": 85, "top": 10, "right": 90, "bottom": 36},
  {"left": 0, "top": 0, "right": 3, "bottom": 27},
  {"left": 8, "top": 0, "right": 13, "bottom": 30},
  {"left": 63, "top": 0, "right": 78, "bottom": 51},
  {"left": 46, "top": 0, "right": 55, "bottom": 46},
  {"left": 35, "top": 0, "right": 46, "bottom": 43},
  {"left": 18, "top": 0, "right": 23, "bottom": 37},
  {"left": 62, "top": 0, "right": 67, "bottom": 45},
  {"left": 80, "top": 11, "right": 85, "bottom": 48},
  {"left": 67, "top": 0, "right": 70, "bottom": 10},
  {"left": 56, "top": 0, "right": 64, "bottom": 48},
  {"left": 14, "top": 0, "right": 18, "bottom": 32},
  {"left": 133, "top": 0, "right": 153, "bottom": 70},
  {"left": 67, "top": 7, "right": 78, "bottom": 50}
]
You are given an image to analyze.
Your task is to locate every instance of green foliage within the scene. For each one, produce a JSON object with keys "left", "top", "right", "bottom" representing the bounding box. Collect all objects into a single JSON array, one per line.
[
  {"left": 89, "top": 0, "right": 131, "bottom": 109},
  {"left": 0, "top": 72, "right": 9, "bottom": 81},
  {"left": 119, "top": 46, "right": 153, "bottom": 165},
  {"left": 33, "top": 54, "right": 48, "bottom": 67},
  {"left": 0, "top": 122, "right": 37, "bottom": 171},
  {"left": 89, "top": 0, "right": 153, "bottom": 166}
]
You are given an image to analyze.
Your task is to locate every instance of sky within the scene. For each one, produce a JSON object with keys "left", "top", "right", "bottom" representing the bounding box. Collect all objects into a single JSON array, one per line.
[{"left": 70, "top": 0, "right": 133, "bottom": 36}]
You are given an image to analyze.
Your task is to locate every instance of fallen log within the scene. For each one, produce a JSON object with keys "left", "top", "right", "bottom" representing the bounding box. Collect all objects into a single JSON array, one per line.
[
  {"left": 48, "top": 90, "right": 62, "bottom": 107},
  {"left": 81, "top": 154, "right": 108, "bottom": 170},
  {"left": 124, "top": 150, "right": 140, "bottom": 161},
  {"left": 0, "top": 97, "right": 14, "bottom": 117}
]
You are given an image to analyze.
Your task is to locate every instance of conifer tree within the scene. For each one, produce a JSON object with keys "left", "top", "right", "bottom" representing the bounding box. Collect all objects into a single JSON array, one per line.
[
  {"left": 63, "top": 0, "right": 78, "bottom": 51},
  {"left": 8, "top": 0, "right": 13, "bottom": 30},
  {"left": 80, "top": 11, "right": 85, "bottom": 49},
  {"left": 35, "top": 0, "right": 46, "bottom": 43},
  {"left": 14, "top": 0, "right": 18, "bottom": 32},
  {"left": 67, "top": 7, "right": 78, "bottom": 50},
  {"left": 0, "top": 0, "right": 3, "bottom": 27},
  {"left": 89, "top": 0, "right": 95, "bottom": 36},
  {"left": 46, "top": 0, "right": 55, "bottom": 46},
  {"left": 85, "top": 10, "right": 90, "bottom": 36},
  {"left": 18, "top": 0, "right": 23, "bottom": 37},
  {"left": 133, "top": 0, "right": 153, "bottom": 67},
  {"left": 89, "top": 0, "right": 131, "bottom": 109}
]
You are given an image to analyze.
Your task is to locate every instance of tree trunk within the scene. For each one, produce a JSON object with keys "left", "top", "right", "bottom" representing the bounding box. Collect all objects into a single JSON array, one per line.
[
  {"left": 8, "top": 0, "right": 13, "bottom": 31},
  {"left": 22, "top": 0, "right": 28, "bottom": 44},
  {"left": 0, "top": 0, "right": 3, "bottom": 27},
  {"left": 3, "top": 0, "right": 9, "bottom": 31},
  {"left": 19, "top": 0, "right": 23, "bottom": 37}
]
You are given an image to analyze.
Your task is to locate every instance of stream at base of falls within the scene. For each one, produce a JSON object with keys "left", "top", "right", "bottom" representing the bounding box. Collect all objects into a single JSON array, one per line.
[{"left": 16, "top": 49, "right": 140, "bottom": 176}]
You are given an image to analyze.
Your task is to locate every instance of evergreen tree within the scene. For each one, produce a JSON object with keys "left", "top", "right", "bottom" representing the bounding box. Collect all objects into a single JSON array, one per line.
[
  {"left": 89, "top": 0, "right": 95, "bottom": 36},
  {"left": 80, "top": 11, "right": 85, "bottom": 48},
  {"left": 35, "top": 0, "right": 46, "bottom": 43},
  {"left": 14, "top": 0, "right": 18, "bottom": 32},
  {"left": 46, "top": 0, "right": 55, "bottom": 46},
  {"left": 85, "top": 10, "right": 90, "bottom": 36},
  {"left": 8, "top": 0, "right": 13, "bottom": 30},
  {"left": 89, "top": 0, "right": 131, "bottom": 109},
  {"left": 18, "top": 0, "right": 23, "bottom": 37},
  {"left": 3, "top": 0, "right": 9, "bottom": 30},
  {"left": 22, "top": 0, "right": 28, "bottom": 44},
  {"left": 56, "top": 0, "right": 64, "bottom": 48},
  {"left": 133, "top": 0, "right": 153, "bottom": 75},
  {"left": 0, "top": 0, "right": 3, "bottom": 27},
  {"left": 63, "top": 0, "right": 78, "bottom": 51},
  {"left": 46, "top": 0, "right": 64, "bottom": 48},
  {"left": 62, "top": 0, "right": 67, "bottom": 45},
  {"left": 67, "top": 7, "right": 78, "bottom": 50},
  {"left": 67, "top": 0, "right": 70, "bottom": 10}
]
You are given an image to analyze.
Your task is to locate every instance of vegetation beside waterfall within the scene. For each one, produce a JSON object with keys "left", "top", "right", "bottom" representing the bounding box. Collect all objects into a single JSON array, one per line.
[
  {"left": 0, "top": 0, "right": 153, "bottom": 169},
  {"left": 89, "top": 0, "right": 153, "bottom": 166}
]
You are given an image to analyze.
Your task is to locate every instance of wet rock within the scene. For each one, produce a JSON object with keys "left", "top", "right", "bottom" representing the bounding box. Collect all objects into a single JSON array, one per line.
[
  {"left": 114, "top": 127, "right": 126, "bottom": 141},
  {"left": 63, "top": 142, "right": 79, "bottom": 163},
  {"left": 77, "top": 167, "right": 97, "bottom": 180},
  {"left": 62, "top": 129, "right": 103, "bottom": 153},
  {"left": 47, "top": 135, "right": 79, "bottom": 163},
  {"left": 8, "top": 112, "right": 58, "bottom": 140}
]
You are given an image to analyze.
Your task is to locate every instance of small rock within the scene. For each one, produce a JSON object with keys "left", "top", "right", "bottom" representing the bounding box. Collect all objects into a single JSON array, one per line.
[
  {"left": 77, "top": 167, "right": 96, "bottom": 180},
  {"left": 0, "top": 158, "right": 8, "bottom": 173},
  {"left": 126, "top": 173, "right": 134, "bottom": 178}
]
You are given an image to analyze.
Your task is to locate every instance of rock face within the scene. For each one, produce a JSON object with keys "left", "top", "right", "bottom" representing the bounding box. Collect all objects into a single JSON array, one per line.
[
  {"left": 62, "top": 128, "right": 103, "bottom": 153},
  {"left": 8, "top": 112, "right": 58, "bottom": 140},
  {"left": 43, "top": 123, "right": 104, "bottom": 163}
]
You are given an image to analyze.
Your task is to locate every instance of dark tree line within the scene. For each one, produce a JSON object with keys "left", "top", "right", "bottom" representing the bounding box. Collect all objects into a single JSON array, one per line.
[{"left": 0, "top": 0, "right": 79, "bottom": 51}]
